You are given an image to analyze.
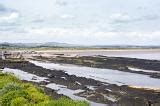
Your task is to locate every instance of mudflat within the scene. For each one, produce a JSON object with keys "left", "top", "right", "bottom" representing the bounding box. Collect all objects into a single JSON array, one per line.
[{"left": 35, "top": 49, "right": 160, "bottom": 60}]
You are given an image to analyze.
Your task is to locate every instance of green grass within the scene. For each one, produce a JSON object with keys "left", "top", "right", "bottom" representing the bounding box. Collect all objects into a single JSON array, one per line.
[{"left": 0, "top": 72, "right": 89, "bottom": 106}]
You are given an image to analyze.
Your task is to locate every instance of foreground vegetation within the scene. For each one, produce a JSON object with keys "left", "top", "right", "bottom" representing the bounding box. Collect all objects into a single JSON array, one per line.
[{"left": 0, "top": 72, "right": 89, "bottom": 106}]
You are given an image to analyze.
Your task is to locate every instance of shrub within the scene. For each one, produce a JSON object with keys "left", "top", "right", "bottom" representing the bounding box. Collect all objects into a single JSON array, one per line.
[
  {"left": 22, "top": 83, "right": 44, "bottom": 93},
  {"left": 11, "top": 97, "right": 28, "bottom": 106},
  {"left": 0, "top": 73, "right": 20, "bottom": 89},
  {"left": 0, "top": 83, "right": 22, "bottom": 95},
  {"left": 0, "top": 90, "right": 27, "bottom": 106},
  {"left": 25, "top": 86, "right": 49, "bottom": 103}
]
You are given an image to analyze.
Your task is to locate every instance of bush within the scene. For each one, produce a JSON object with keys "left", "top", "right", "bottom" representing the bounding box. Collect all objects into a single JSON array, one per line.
[
  {"left": 11, "top": 97, "right": 28, "bottom": 106},
  {"left": 0, "top": 73, "right": 20, "bottom": 89},
  {"left": 0, "top": 83, "right": 22, "bottom": 95},
  {"left": 25, "top": 86, "right": 49, "bottom": 103},
  {"left": 0, "top": 90, "right": 27, "bottom": 106}
]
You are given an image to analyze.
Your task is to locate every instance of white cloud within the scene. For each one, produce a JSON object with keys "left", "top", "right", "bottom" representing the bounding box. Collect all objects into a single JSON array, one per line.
[
  {"left": 0, "top": 0, "right": 160, "bottom": 45},
  {"left": 0, "top": 12, "right": 19, "bottom": 23},
  {"left": 23, "top": 27, "right": 160, "bottom": 45}
]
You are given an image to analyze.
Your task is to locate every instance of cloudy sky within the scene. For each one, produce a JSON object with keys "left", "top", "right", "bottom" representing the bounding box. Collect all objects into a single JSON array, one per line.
[{"left": 0, "top": 0, "right": 160, "bottom": 45}]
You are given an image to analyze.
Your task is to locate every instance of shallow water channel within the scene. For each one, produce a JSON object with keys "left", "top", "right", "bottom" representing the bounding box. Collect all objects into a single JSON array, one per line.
[{"left": 30, "top": 61, "right": 160, "bottom": 90}]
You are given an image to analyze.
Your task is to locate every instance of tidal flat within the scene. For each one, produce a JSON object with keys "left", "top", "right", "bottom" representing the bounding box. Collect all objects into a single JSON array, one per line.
[{"left": 0, "top": 49, "right": 160, "bottom": 106}]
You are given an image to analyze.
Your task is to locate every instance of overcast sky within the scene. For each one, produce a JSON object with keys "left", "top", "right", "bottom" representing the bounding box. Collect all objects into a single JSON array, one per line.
[{"left": 0, "top": 0, "right": 160, "bottom": 45}]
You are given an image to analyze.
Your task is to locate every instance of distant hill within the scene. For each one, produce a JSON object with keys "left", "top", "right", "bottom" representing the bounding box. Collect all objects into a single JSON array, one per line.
[
  {"left": 0, "top": 42, "right": 78, "bottom": 48},
  {"left": 0, "top": 42, "right": 160, "bottom": 49},
  {"left": 40, "top": 42, "right": 76, "bottom": 47}
]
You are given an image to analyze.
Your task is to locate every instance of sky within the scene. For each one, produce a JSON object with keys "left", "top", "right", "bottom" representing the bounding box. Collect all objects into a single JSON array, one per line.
[{"left": 0, "top": 0, "right": 160, "bottom": 45}]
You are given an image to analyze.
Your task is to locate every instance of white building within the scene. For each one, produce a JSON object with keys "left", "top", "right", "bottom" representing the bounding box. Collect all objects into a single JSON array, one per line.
[
  {"left": 1, "top": 51, "right": 12, "bottom": 60},
  {"left": 1, "top": 51, "right": 5, "bottom": 60}
]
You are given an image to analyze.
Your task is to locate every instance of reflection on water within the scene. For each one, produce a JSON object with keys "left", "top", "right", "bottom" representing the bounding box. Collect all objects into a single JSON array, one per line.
[
  {"left": 128, "top": 67, "right": 160, "bottom": 74},
  {"left": 30, "top": 61, "right": 160, "bottom": 106},
  {"left": 46, "top": 83, "right": 109, "bottom": 106},
  {"left": 2, "top": 68, "right": 48, "bottom": 82},
  {"left": 30, "top": 61, "right": 160, "bottom": 90},
  {"left": 46, "top": 83, "right": 160, "bottom": 106}
]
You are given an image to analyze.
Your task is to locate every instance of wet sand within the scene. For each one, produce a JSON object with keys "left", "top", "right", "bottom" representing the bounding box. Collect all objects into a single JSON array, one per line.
[{"left": 35, "top": 49, "right": 160, "bottom": 60}]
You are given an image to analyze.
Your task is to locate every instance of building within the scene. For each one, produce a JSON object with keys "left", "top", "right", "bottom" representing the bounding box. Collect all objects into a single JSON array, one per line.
[{"left": 1, "top": 51, "right": 12, "bottom": 60}]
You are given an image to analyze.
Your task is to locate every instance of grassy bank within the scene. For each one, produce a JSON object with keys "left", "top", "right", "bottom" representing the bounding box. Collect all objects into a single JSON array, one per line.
[{"left": 0, "top": 72, "right": 89, "bottom": 106}]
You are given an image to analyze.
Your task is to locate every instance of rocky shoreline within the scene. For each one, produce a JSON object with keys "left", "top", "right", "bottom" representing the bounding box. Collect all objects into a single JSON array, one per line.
[
  {"left": 0, "top": 57, "right": 160, "bottom": 105},
  {"left": 33, "top": 55, "right": 160, "bottom": 79}
]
